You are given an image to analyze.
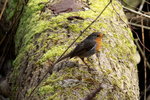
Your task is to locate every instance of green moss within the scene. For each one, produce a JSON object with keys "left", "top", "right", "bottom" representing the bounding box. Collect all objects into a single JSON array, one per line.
[
  {"left": 38, "top": 45, "right": 67, "bottom": 63},
  {"left": 12, "top": 0, "right": 139, "bottom": 99},
  {"left": 39, "top": 85, "right": 55, "bottom": 96},
  {"left": 46, "top": 93, "right": 59, "bottom": 100},
  {"left": 36, "top": 66, "right": 96, "bottom": 99},
  {"left": 15, "top": 0, "right": 48, "bottom": 50},
  {"left": 13, "top": 43, "right": 34, "bottom": 67},
  {"left": 44, "top": 73, "right": 64, "bottom": 83},
  {"left": 14, "top": 0, "right": 133, "bottom": 67},
  {"left": 14, "top": 0, "right": 124, "bottom": 65}
]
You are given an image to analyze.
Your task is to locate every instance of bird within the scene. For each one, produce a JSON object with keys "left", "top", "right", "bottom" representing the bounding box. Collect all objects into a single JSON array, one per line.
[{"left": 56, "top": 32, "right": 104, "bottom": 64}]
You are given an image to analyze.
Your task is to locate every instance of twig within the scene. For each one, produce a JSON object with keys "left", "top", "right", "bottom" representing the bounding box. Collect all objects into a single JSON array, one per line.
[
  {"left": 120, "top": 0, "right": 146, "bottom": 13},
  {"left": 133, "top": 29, "right": 150, "bottom": 52},
  {"left": 145, "top": 1, "right": 150, "bottom": 5},
  {"left": 128, "top": 22, "right": 150, "bottom": 30},
  {"left": 123, "top": 6, "right": 150, "bottom": 19},
  {"left": 0, "top": 0, "right": 24, "bottom": 72},
  {"left": 0, "top": 0, "right": 8, "bottom": 20},
  {"left": 138, "top": 0, "right": 145, "bottom": 12},
  {"left": 0, "top": 33, "right": 7, "bottom": 45},
  {"left": 0, "top": 35, "right": 10, "bottom": 70},
  {"left": 141, "top": 17, "right": 147, "bottom": 100},
  {"left": 134, "top": 39, "right": 150, "bottom": 69},
  {"left": 141, "top": 84, "right": 150, "bottom": 98},
  {"left": 27, "top": 0, "right": 112, "bottom": 99}
]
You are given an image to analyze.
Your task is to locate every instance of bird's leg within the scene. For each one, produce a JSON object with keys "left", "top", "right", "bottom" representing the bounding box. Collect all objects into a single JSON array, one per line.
[
  {"left": 80, "top": 58, "right": 92, "bottom": 71},
  {"left": 96, "top": 53, "right": 101, "bottom": 66},
  {"left": 96, "top": 53, "right": 104, "bottom": 72}
]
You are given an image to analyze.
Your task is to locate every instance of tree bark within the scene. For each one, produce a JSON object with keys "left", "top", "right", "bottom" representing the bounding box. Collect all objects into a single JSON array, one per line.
[{"left": 9, "top": 0, "right": 140, "bottom": 100}]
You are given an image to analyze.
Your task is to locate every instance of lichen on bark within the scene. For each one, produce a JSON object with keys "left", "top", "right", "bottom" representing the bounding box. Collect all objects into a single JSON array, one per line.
[{"left": 10, "top": 0, "right": 140, "bottom": 99}]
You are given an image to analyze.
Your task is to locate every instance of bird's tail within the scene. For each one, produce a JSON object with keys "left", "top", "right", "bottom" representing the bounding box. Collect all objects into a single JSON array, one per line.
[{"left": 55, "top": 53, "right": 71, "bottom": 64}]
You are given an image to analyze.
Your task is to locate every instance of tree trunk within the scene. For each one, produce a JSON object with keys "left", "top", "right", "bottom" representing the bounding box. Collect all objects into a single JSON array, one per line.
[{"left": 9, "top": 0, "right": 140, "bottom": 99}]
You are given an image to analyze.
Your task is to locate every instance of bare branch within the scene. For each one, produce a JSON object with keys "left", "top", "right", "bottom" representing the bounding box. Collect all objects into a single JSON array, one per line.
[
  {"left": 134, "top": 39, "right": 150, "bottom": 70},
  {"left": 141, "top": 17, "right": 147, "bottom": 100},
  {"left": 128, "top": 22, "right": 150, "bottom": 30},
  {"left": 138, "top": 0, "right": 145, "bottom": 11},
  {"left": 0, "top": 0, "right": 8, "bottom": 20},
  {"left": 123, "top": 6, "right": 150, "bottom": 19}
]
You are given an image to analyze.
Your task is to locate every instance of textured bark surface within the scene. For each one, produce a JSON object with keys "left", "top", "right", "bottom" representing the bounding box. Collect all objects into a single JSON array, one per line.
[{"left": 9, "top": 0, "right": 140, "bottom": 100}]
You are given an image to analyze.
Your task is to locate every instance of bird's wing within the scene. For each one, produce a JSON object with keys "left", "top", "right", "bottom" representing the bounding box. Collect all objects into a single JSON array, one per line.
[{"left": 70, "top": 40, "right": 96, "bottom": 57}]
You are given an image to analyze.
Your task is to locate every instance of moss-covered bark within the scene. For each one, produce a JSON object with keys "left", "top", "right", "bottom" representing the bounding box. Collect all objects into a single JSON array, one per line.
[{"left": 10, "top": 0, "right": 140, "bottom": 99}]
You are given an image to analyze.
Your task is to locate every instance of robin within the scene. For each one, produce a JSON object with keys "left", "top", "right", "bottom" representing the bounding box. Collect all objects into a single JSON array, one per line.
[{"left": 57, "top": 32, "right": 104, "bottom": 64}]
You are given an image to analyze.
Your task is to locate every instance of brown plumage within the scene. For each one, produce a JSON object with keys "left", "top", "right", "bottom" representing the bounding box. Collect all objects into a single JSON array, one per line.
[{"left": 56, "top": 32, "right": 104, "bottom": 63}]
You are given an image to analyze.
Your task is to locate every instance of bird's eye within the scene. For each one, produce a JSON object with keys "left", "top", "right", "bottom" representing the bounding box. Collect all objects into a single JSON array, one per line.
[{"left": 97, "top": 35, "right": 99, "bottom": 37}]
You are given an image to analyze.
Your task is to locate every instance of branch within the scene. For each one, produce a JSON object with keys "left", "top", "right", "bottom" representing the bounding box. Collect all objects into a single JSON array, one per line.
[
  {"left": 134, "top": 39, "right": 150, "bottom": 69},
  {"left": 141, "top": 17, "right": 147, "bottom": 100},
  {"left": 123, "top": 6, "right": 150, "bottom": 19},
  {"left": 145, "top": 1, "right": 150, "bottom": 4},
  {"left": 138, "top": 0, "right": 145, "bottom": 12},
  {"left": 140, "top": 84, "right": 150, "bottom": 99},
  {"left": 27, "top": 0, "right": 112, "bottom": 99},
  {"left": 128, "top": 22, "right": 150, "bottom": 30},
  {"left": 0, "top": 0, "right": 8, "bottom": 20}
]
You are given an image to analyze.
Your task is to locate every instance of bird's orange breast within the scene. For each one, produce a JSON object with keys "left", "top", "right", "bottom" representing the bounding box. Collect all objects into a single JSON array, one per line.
[{"left": 95, "top": 37, "right": 102, "bottom": 51}]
